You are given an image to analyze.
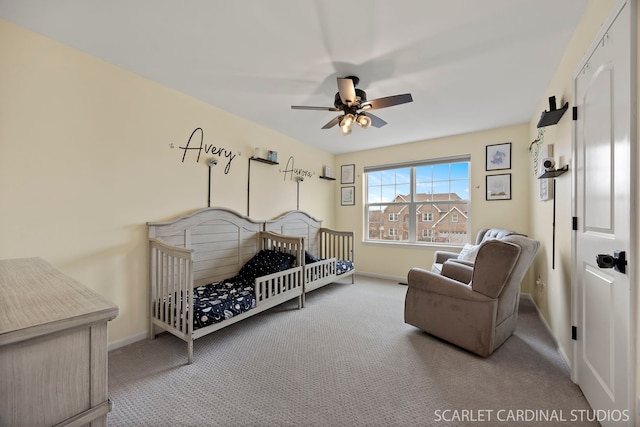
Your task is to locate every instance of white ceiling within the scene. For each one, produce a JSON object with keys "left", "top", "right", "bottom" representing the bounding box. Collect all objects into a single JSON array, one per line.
[{"left": 0, "top": 0, "right": 588, "bottom": 154}]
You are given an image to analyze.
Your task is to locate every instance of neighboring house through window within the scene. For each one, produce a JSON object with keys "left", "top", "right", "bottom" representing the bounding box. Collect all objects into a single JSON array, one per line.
[{"left": 365, "top": 156, "right": 470, "bottom": 245}]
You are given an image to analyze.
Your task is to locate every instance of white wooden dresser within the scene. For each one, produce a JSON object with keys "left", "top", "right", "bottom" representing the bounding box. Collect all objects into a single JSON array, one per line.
[{"left": 0, "top": 257, "right": 119, "bottom": 427}]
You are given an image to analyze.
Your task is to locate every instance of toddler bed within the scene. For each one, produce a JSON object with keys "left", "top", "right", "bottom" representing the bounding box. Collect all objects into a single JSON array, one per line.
[
  {"left": 148, "top": 207, "right": 303, "bottom": 364},
  {"left": 264, "top": 210, "right": 355, "bottom": 305}
]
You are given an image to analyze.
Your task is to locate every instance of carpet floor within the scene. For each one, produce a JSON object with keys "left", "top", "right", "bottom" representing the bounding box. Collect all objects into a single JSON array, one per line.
[{"left": 108, "top": 276, "right": 597, "bottom": 427}]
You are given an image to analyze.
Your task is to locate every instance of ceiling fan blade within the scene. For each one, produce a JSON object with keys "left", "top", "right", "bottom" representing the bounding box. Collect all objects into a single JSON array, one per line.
[
  {"left": 337, "top": 77, "right": 357, "bottom": 106},
  {"left": 363, "top": 93, "right": 413, "bottom": 110},
  {"left": 291, "top": 105, "right": 340, "bottom": 111},
  {"left": 321, "top": 115, "right": 342, "bottom": 129},
  {"left": 362, "top": 112, "right": 387, "bottom": 128}
]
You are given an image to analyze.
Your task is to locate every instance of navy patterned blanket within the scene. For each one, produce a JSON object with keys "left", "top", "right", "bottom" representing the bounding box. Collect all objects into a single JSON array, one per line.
[
  {"left": 192, "top": 249, "right": 297, "bottom": 330},
  {"left": 305, "top": 251, "right": 354, "bottom": 275}
]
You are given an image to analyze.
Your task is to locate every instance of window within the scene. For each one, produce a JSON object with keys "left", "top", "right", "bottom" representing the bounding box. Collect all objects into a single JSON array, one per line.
[{"left": 365, "top": 156, "right": 470, "bottom": 245}]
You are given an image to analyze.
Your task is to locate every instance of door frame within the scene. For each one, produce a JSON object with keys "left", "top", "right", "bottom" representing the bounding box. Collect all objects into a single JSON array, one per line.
[{"left": 570, "top": 0, "right": 637, "bottom": 421}]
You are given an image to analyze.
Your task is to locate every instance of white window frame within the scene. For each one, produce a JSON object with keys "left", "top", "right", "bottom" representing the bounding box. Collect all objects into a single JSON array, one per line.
[{"left": 364, "top": 155, "right": 471, "bottom": 246}]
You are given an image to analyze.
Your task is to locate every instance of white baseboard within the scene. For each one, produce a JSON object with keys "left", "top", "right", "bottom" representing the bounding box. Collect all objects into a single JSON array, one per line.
[
  {"left": 108, "top": 331, "right": 147, "bottom": 352},
  {"left": 355, "top": 271, "right": 407, "bottom": 284},
  {"left": 521, "top": 293, "right": 571, "bottom": 370}
]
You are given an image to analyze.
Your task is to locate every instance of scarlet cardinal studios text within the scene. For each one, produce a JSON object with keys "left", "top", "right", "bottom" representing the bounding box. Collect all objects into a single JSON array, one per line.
[{"left": 433, "top": 408, "right": 629, "bottom": 423}]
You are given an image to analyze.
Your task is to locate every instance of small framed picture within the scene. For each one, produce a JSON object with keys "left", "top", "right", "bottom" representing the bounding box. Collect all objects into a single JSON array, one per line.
[
  {"left": 486, "top": 174, "right": 512, "bottom": 201},
  {"left": 341, "top": 186, "right": 355, "bottom": 206},
  {"left": 341, "top": 164, "right": 355, "bottom": 184},
  {"left": 486, "top": 142, "right": 512, "bottom": 171}
]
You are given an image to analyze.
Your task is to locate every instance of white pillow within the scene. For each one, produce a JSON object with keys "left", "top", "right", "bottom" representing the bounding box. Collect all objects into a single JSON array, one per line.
[{"left": 457, "top": 244, "right": 479, "bottom": 261}]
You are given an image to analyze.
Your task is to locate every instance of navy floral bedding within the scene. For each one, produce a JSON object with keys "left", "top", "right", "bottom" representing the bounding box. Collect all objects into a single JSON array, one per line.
[
  {"left": 336, "top": 259, "right": 355, "bottom": 275},
  {"left": 305, "top": 251, "right": 354, "bottom": 275},
  {"left": 192, "top": 277, "right": 255, "bottom": 329},
  {"left": 191, "top": 249, "right": 296, "bottom": 330}
]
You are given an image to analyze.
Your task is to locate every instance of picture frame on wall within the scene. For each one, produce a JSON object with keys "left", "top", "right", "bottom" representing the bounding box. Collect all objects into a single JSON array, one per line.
[
  {"left": 341, "top": 186, "right": 355, "bottom": 206},
  {"left": 486, "top": 174, "right": 512, "bottom": 201},
  {"left": 341, "top": 164, "right": 355, "bottom": 184},
  {"left": 486, "top": 142, "right": 512, "bottom": 171}
]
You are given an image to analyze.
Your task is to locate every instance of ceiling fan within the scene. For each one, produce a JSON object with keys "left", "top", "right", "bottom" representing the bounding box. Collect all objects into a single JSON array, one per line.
[{"left": 291, "top": 76, "right": 413, "bottom": 135}]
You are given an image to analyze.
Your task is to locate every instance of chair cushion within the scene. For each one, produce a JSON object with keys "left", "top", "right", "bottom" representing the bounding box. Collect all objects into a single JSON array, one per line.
[
  {"left": 477, "top": 228, "right": 522, "bottom": 244},
  {"left": 457, "top": 243, "right": 479, "bottom": 261}
]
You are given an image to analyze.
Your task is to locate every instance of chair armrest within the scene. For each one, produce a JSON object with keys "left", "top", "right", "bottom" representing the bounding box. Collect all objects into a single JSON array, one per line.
[
  {"left": 407, "top": 268, "right": 492, "bottom": 302},
  {"left": 441, "top": 261, "right": 473, "bottom": 284},
  {"left": 447, "top": 259, "right": 474, "bottom": 268},
  {"left": 433, "top": 250, "right": 460, "bottom": 264}
]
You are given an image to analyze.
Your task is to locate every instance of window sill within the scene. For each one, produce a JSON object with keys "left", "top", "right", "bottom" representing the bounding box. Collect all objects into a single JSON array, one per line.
[{"left": 362, "top": 240, "right": 464, "bottom": 251}]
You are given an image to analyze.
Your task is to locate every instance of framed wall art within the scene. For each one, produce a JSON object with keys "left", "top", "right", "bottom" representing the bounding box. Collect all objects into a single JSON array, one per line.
[
  {"left": 341, "top": 164, "right": 355, "bottom": 184},
  {"left": 341, "top": 186, "right": 355, "bottom": 206},
  {"left": 486, "top": 142, "right": 512, "bottom": 171},
  {"left": 486, "top": 174, "right": 512, "bottom": 201}
]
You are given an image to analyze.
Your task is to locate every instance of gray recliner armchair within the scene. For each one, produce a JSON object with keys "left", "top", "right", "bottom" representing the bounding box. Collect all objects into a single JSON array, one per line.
[
  {"left": 405, "top": 234, "right": 540, "bottom": 357},
  {"left": 431, "top": 228, "right": 523, "bottom": 273}
]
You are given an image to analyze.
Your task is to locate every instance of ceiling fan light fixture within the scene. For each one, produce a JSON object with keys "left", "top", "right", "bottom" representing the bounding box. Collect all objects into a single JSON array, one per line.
[
  {"left": 340, "top": 124, "right": 352, "bottom": 135},
  {"left": 291, "top": 76, "right": 413, "bottom": 133},
  {"left": 341, "top": 113, "right": 355, "bottom": 128},
  {"left": 356, "top": 114, "right": 372, "bottom": 128}
]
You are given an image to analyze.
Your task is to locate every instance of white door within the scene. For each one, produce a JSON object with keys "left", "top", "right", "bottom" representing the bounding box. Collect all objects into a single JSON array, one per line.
[{"left": 573, "top": 1, "right": 634, "bottom": 425}]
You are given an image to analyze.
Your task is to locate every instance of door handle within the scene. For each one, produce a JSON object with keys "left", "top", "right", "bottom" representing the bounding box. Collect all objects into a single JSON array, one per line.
[{"left": 596, "top": 250, "right": 626, "bottom": 274}]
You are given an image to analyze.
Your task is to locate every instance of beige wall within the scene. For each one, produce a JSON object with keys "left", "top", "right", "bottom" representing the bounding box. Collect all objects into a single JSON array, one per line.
[
  {"left": 0, "top": 19, "right": 336, "bottom": 345},
  {"left": 335, "top": 123, "right": 531, "bottom": 281}
]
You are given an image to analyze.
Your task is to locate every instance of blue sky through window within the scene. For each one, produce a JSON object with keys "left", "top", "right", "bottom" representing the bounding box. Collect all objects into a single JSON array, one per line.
[{"left": 368, "top": 162, "right": 469, "bottom": 203}]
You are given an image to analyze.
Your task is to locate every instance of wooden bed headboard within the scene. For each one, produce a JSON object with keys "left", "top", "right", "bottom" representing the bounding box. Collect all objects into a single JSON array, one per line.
[
  {"left": 264, "top": 210, "right": 323, "bottom": 255},
  {"left": 147, "top": 207, "right": 263, "bottom": 286}
]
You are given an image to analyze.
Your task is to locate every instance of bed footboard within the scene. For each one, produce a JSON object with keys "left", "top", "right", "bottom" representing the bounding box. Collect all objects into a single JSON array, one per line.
[
  {"left": 320, "top": 228, "right": 355, "bottom": 283},
  {"left": 260, "top": 231, "right": 303, "bottom": 259},
  {"left": 148, "top": 238, "right": 195, "bottom": 349}
]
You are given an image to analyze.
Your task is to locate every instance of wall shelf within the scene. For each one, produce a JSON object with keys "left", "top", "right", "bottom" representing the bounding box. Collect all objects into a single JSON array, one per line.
[
  {"left": 537, "top": 96, "right": 568, "bottom": 128},
  {"left": 319, "top": 176, "right": 336, "bottom": 181},
  {"left": 250, "top": 157, "right": 278, "bottom": 165},
  {"left": 538, "top": 165, "right": 569, "bottom": 179}
]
